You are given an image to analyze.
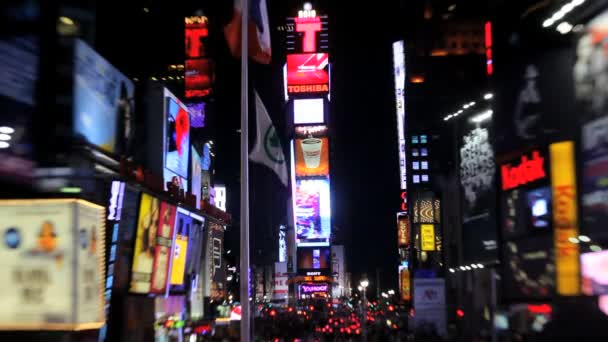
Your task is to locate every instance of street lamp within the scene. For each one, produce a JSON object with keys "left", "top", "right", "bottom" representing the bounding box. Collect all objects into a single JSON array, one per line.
[{"left": 360, "top": 278, "right": 369, "bottom": 342}]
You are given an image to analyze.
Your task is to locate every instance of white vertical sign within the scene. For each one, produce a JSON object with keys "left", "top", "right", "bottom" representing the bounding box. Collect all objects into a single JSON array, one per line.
[{"left": 393, "top": 41, "right": 407, "bottom": 190}]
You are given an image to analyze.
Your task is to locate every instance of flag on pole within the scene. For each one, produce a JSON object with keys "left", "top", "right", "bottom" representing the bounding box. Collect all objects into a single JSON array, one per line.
[
  {"left": 224, "top": 0, "right": 271, "bottom": 64},
  {"left": 249, "top": 91, "right": 288, "bottom": 186}
]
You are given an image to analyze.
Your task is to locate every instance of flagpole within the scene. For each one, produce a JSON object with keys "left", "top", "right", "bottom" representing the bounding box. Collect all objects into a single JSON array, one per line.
[{"left": 239, "top": 0, "right": 251, "bottom": 341}]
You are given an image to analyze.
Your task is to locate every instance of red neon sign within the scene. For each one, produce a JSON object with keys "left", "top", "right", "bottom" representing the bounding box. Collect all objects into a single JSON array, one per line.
[
  {"left": 295, "top": 17, "right": 322, "bottom": 52},
  {"left": 185, "top": 17, "right": 209, "bottom": 58},
  {"left": 501, "top": 150, "right": 546, "bottom": 191},
  {"left": 287, "top": 53, "right": 329, "bottom": 94},
  {"left": 527, "top": 304, "right": 552, "bottom": 314},
  {"left": 185, "top": 59, "right": 212, "bottom": 98},
  {"left": 401, "top": 190, "right": 407, "bottom": 211},
  {"left": 485, "top": 21, "right": 493, "bottom": 76}
]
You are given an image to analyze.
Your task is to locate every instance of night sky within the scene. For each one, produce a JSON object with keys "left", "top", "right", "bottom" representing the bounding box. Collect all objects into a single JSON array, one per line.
[{"left": 96, "top": 0, "right": 407, "bottom": 294}]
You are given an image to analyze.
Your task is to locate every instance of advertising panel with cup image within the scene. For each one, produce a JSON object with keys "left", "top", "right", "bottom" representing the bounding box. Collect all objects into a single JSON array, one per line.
[{"left": 295, "top": 125, "right": 329, "bottom": 177}]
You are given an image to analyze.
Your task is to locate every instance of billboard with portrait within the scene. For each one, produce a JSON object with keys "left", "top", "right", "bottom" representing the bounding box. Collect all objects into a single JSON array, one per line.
[
  {"left": 130, "top": 193, "right": 160, "bottom": 294},
  {"left": 0, "top": 199, "right": 105, "bottom": 329},
  {"left": 165, "top": 89, "right": 190, "bottom": 179},
  {"left": 295, "top": 178, "right": 331, "bottom": 246},
  {"left": 295, "top": 125, "right": 329, "bottom": 177},
  {"left": 73, "top": 39, "right": 135, "bottom": 155},
  {"left": 149, "top": 202, "right": 176, "bottom": 294}
]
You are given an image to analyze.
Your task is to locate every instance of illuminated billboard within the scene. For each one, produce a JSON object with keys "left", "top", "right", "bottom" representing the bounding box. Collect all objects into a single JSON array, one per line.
[
  {"left": 294, "top": 98, "right": 324, "bottom": 124},
  {"left": 295, "top": 178, "right": 331, "bottom": 246},
  {"left": 287, "top": 53, "right": 329, "bottom": 95},
  {"left": 187, "top": 102, "right": 206, "bottom": 128},
  {"left": 392, "top": 40, "right": 407, "bottom": 190},
  {"left": 185, "top": 16, "right": 209, "bottom": 59},
  {"left": 0, "top": 199, "right": 105, "bottom": 330},
  {"left": 191, "top": 147, "right": 202, "bottom": 209},
  {"left": 295, "top": 125, "right": 329, "bottom": 177},
  {"left": 420, "top": 224, "right": 435, "bottom": 251},
  {"left": 204, "top": 222, "right": 225, "bottom": 300},
  {"left": 399, "top": 266, "right": 411, "bottom": 301},
  {"left": 130, "top": 194, "right": 177, "bottom": 294},
  {"left": 185, "top": 16, "right": 212, "bottom": 99},
  {"left": 165, "top": 89, "right": 190, "bottom": 179},
  {"left": 397, "top": 213, "right": 409, "bottom": 246},
  {"left": 297, "top": 247, "right": 330, "bottom": 273},
  {"left": 73, "top": 39, "right": 135, "bottom": 155},
  {"left": 286, "top": 3, "right": 329, "bottom": 53},
  {"left": 169, "top": 208, "right": 191, "bottom": 287},
  {"left": 581, "top": 250, "right": 608, "bottom": 296}
]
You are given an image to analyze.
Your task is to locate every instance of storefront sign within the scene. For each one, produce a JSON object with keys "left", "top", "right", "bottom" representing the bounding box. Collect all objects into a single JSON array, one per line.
[
  {"left": 501, "top": 150, "right": 546, "bottom": 191},
  {"left": 301, "top": 284, "right": 328, "bottom": 293},
  {"left": 550, "top": 141, "right": 580, "bottom": 296},
  {"left": 421, "top": 224, "right": 435, "bottom": 251}
]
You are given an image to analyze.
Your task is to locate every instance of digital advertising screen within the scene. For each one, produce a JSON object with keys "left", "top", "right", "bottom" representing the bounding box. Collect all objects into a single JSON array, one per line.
[
  {"left": 204, "top": 222, "right": 225, "bottom": 300},
  {"left": 164, "top": 168, "right": 188, "bottom": 194},
  {"left": 295, "top": 178, "right": 331, "bottom": 246},
  {"left": 191, "top": 147, "right": 202, "bottom": 209},
  {"left": 295, "top": 125, "right": 329, "bottom": 177},
  {"left": 286, "top": 3, "right": 329, "bottom": 53},
  {"left": 525, "top": 187, "right": 551, "bottom": 229},
  {"left": 581, "top": 116, "right": 608, "bottom": 240},
  {"left": 170, "top": 208, "right": 191, "bottom": 288},
  {"left": 164, "top": 89, "right": 190, "bottom": 178},
  {"left": 185, "top": 58, "right": 212, "bottom": 98},
  {"left": 187, "top": 102, "right": 206, "bottom": 128},
  {"left": 131, "top": 193, "right": 160, "bottom": 294},
  {"left": 149, "top": 202, "right": 177, "bottom": 294},
  {"left": 73, "top": 39, "right": 135, "bottom": 155},
  {"left": 581, "top": 250, "right": 608, "bottom": 296},
  {"left": 294, "top": 98, "right": 324, "bottom": 124},
  {"left": 186, "top": 213, "right": 205, "bottom": 278},
  {"left": 297, "top": 247, "right": 330, "bottom": 272},
  {"left": 393, "top": 40, "right": 407, "bottom": 190},
  {"left": 287, "top": 53, "right": 329, "bottom": 94},
  {"left": 112, "top": 186, "right": 140, "bottom": 291}
]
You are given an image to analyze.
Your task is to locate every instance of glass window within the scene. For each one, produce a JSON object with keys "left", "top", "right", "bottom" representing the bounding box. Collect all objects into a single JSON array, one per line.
[
  {"left": 413, "top": 162, "right": 420, "bottom": 170},
  {"left": 420, "top": 135, "right": 428, "bottom": 144},
  {"left": 413, "top": 175, "right": 420, "bottom": 184},
  {"left": 412, "top": 149, "right": 419, "bottom": 157},
  {"left": 421, "top": 161, "right": 428, "bottom": 170},
  {"left": 421, "top": 148, "right": 428, "bottom": 156},
  {"left": 412, "top": 136, "right": 419, "bottom": 144},
  {"left": 422, "top": 174, "right": 429, "bottom": 182}
]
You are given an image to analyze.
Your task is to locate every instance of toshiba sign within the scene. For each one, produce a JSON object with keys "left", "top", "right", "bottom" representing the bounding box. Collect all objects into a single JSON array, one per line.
[{"left": 501, "top": 150, "right": 547, "bottom": 191}]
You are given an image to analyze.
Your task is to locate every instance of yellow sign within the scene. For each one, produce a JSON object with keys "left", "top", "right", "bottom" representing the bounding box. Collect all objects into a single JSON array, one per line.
[
  {"left": 421, "top": 224, "right": 436, "bottom": 251},
  {"left": 170, "top": 235, "right": 188, "bottom": 285},
  {"left": 400, "top": 268, "right": 411, "bottom": 301},
  {"left": 550, "top": 141, "right": 580, "bottom": 296}
]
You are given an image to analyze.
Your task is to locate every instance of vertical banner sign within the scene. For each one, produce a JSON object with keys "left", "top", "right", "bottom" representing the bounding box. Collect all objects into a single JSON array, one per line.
[
  {"left": 399, "top": 266, "right": 411, "bottom": 301},
  {"left": 420, "top": 224, "right": 436, "bottom": 251},
  {"left": 550, "top": 141, "right": 580, "bottom": 295},
  {"left": 397, "top": 213, "right": 410, "bottom": 246},
  {"left": 393, "top": 41, "right": 407, "bottom": 191}
]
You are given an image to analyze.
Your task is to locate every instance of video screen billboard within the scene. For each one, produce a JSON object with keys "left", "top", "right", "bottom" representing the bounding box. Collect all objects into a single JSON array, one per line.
[
  {"left": 286, "top": 4, "right": 329, "bottom": 53},
  {"left": 581, "top": 250, "right": 608, "bottom": 296},
  {"left": 393, "top": 40, "right": 407, "bottom": 190},
  {"left": 295, "top": 125, "right": 329, "bottom": 177},
  {"left": 164, "top": 89, "right": 190, "bottom": 178},
  {"left": 294, "top": 98, "right": 324, "bottom": 124},
  {"left": 73, "top": 39, "right": 135, "bottom": 155},
  {"left": 204, "top": 222, "right": 225, "bottom": 300},
  {"left": 170, "top": 208, "right": 191, "bottom": 288},
  {"left": 185, "top": 59, "right": 212, "bottom": 98},
  {"left": 191, "top": 147, "right": 202, "bottom": 209},
  {"left": 287, "top": 53, "right": 329, "bottom": 95},
  {"left": 187, "top": 102, "right": 206, "bottom": 128},
  {"left": 130, "top": 194, "right": 176, "bottom": 294},
  {"left": 295, "top": 178, "right": 331, "bottom": 246},
  {"left": 297, "top": 247, "right": 330, "bottom": 272}
]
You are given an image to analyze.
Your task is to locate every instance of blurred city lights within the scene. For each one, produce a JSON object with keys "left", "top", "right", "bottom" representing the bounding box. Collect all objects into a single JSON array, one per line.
[
  {"left": 568, "top": 237, "right": 580, "bottom": 244},
  {"left": 579, "top": 235, "right": 591, "bottom": 243},
  {"left": 0, "top": 134, "right": 11, "bottom": 141},
  {"left": 0, "top": 141, "right": 9, "bottom": 149},
  {"left": 0, "top": 126, "right": 15, "bottom": 134},
  {"left": 484, "top": 93, "right": 493, "bottom": 100}
]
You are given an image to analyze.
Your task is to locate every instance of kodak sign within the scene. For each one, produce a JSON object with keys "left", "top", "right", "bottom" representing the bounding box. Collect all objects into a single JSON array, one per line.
[
  {"left": 501, "top": 150, "right": 546, "bottom": 191},
  {"left": 549, "top": 141, "right": 580, "bottom": 296}
]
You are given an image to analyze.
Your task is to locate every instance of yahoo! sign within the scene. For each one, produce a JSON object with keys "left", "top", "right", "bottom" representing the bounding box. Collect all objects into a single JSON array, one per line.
[
  {"left": 301, "top": 284, "right": 328, "bottom": 293},
  {"left": 501, "top": 150, "right": 546, "bottom": 191}
]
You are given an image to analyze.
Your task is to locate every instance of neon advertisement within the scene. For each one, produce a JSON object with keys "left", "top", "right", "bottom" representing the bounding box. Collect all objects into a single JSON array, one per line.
[
  {"left": 169, "top": 208, "right": 191, "bottom": 286},
  {"left": 295, "top": 178, "right": 331, "bottom": 246},
  {"left": 185, "top": 59, "right": 212, "bottom": 98},
  {"left": 185, "top": 16, "right": 209, "bottom": 59},
  {"left": 187, "top": 102, "right": 206, "bottom": 128},
  {"left": 286, "top": 3, "right": 329, "bottom": 53},
  {"left": 301, "top": 284, "right": 328, "bottom": 293},
  {"left": 287, "top": 53, "right": 329, "bottom": 94},
  {"left": 501, "top": 150, "right": 546, "bottom": 191},
  {"left": 164, "top": 90, "right": 190, "bottom": 178}
]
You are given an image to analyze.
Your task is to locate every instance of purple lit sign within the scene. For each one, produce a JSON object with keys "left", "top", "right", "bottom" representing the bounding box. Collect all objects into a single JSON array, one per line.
[{"left": 301, "top": 284, "right": 328, "bottom": 293}]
